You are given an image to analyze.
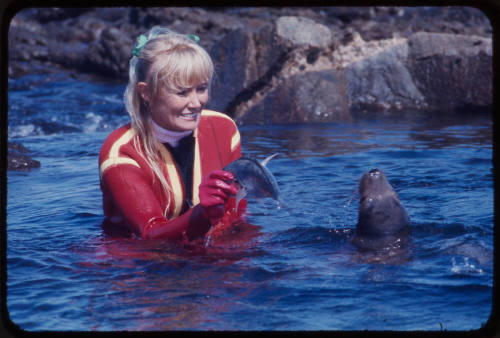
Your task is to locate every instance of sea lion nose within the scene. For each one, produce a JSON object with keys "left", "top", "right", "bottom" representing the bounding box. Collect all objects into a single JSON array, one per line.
[{"left": 369, "top": 168, "right": 380, "bottom": 176}]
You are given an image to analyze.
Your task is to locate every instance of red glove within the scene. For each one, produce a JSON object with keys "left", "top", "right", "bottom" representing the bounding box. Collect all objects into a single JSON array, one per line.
[
  {"left": 205, "top": 197, "right": 248, "bottom": 242},
  {"left": 220, "top": 197, "right": 247, "bottom": 226},
  {"left": 199, "top": 170, "right": 238, "bottom": 225}
]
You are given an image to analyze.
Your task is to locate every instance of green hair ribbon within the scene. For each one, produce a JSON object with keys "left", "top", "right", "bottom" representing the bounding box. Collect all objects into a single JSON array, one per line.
[
  {"left": 132, "top": 31, "right": 200, "bottom": 57},
  {"left": 186, "top": 34, "right": 200, "bottom": 43},
  {"left": 132, "top": 34, "right": 148, "bottom": 57}
]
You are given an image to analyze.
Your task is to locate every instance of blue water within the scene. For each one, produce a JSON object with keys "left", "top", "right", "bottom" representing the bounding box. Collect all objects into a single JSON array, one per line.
[{"left": 6, "top": 73, "right": 494, "bottom": 331}]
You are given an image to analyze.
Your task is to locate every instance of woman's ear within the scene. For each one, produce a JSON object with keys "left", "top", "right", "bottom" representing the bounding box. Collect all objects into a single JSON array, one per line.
[{"left": 137, "top": 82, "right": 151, "bottom": 103}]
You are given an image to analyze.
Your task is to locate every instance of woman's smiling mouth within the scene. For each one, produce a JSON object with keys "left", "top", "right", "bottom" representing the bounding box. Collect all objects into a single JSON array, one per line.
[{"left": 179, "top": 111, "right": 200, "bottom": 120}]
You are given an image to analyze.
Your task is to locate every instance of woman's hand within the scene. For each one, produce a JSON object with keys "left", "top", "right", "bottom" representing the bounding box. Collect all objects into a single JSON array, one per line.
[{"left": 199, "top": 170, "right": 238, "bottom": 224}]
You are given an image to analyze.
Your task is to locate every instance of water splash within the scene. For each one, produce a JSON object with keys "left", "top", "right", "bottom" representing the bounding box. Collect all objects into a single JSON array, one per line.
[
  {"left": 344, "top": 186, "right": 358, "bottom": 208},
  {"left": 83, "top": 112, "right": 104, "bottom": 133},
  {"left": 451, "top": 257, "right": 484, "bottom": 275},
  {"left": 204, "top": 233, "right": 212, "bottom": 248},
  {"left": 234, "top": 186, "right": 247, "bottom": 213},
  {"left": 8, "top": 124, "right": 40, "bottom": 138}
]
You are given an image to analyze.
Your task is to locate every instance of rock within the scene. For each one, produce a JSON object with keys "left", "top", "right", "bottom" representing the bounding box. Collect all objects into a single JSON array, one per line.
[
  {"left": 209, "top": 27, "right": 288, "bottom": 115},
  {"left": 209, "top": 29, "right": 258, "bottom": 113},
  {"left": 8, "top": 142, "right": 41, "bottom": 171},
  {"left": 329, "top": 30, "right": 492, "bottom": 113},
  {"left": 239, "top": 70, "right": 350, "bottom": 124},
  {"left": 406, "top": 32, "right": 492, "bottom": 111},
  {"left": 32, "top": 119, "right": 81, "bottom": 134},
  {"left": 8, "top": 16, "right": 50, "bottom": 70},
  {"left": 213, "top": 15, "right": 492, "bottom": 124},
  {"left": 337, "top": 34, "right": 426, "bottom": 112},
  {"left": 7, "top": 7, "right": 493, "bottom": 124},
  {"left": 82, "top": 27, "right": 134, "bottom": 78},
  {"left": 211, "top": 16, "right": 343, "bottom": 123},
  {"left": 49, "top": 40, "right": 88, "bottom": 71},
  {"left": 276, "top": 16, "right": 333, "bottom": 48},
  {"left": 28, "top": 7, "right": 91, "bottom": 23}
]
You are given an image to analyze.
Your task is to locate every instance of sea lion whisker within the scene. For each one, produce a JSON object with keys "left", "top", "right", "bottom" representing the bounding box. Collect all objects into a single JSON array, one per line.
[{"left": 345, "top": 186, "right": 358, "bottom": 207}]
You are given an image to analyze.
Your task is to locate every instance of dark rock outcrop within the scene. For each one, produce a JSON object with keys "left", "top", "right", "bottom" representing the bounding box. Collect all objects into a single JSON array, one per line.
[
  {"left": 241, "top": 70, "right": 350, "bottom": 125},
  {"left": 8, "top": 7, "right": 493, "bottom": 125},
  {"left": 7, "top": 142, "right": 41, "bottom": 171},
  {"left": 339, "top": 35, "right": 426, "bottom": 112},
  {"left": 209, "top": 27, "right": 285, "bottom": 114},
  {"left": 82, "top": 27, "right": 134, "bottom": 78},
  {"left": 406, "top": 32, "right": 492, "bottom": 112},
  {"left": 332, "top": 31, "right": 492, "bottom": 114}
]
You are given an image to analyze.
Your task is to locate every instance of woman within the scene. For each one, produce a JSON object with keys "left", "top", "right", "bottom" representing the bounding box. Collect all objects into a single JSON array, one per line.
[{"left": 99, "top": 26, "right": 244, "bottom": 240}]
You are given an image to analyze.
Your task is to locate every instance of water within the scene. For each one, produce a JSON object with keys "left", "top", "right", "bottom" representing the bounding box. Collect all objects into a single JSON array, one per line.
[{"left": 6, "top": 73, "right": 494, "bottom": 331}]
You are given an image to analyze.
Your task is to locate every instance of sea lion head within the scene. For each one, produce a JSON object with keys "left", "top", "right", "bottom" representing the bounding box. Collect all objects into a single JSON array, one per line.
[{"left": 356, "top": 168, "right": 410, "bottom": 238}]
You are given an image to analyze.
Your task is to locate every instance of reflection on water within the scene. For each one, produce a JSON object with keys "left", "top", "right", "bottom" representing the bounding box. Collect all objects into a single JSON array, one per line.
[
  {"left": 74, "top": 235, "right": 274, "bottom": 330},
  {"left": 241, "top": 111, "right": 492, "bottom": 160},
  {"left": 7, "top": 77, "right": 493, "bottom": 331}
]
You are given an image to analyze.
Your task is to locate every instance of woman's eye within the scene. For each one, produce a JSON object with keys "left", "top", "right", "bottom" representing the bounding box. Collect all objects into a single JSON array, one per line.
[
  {"left": 197, "top": 86, "right": 208, "bottom": 93},
  {"left": 176, "top": 90, "right": 188, "bottom": 96}
]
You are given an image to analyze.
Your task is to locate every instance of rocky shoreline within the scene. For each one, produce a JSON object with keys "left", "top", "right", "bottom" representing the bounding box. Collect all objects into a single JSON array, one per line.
[
  {"left": 7, "top": 6, "right": 493, "bottom": 170},
  {"left": 7, "top": 142, "right": 40, "bottom": 171}
]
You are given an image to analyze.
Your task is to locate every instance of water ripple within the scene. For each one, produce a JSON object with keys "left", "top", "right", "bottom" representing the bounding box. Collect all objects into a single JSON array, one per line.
[{"left": 6, "top": 74, "right": 493, "bottom": 331}]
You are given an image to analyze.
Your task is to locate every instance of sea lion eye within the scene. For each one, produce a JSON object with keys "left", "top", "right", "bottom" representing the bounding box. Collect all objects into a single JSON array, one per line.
[{"left": 360, "top": 196, "right": 373, "bottom": 204}]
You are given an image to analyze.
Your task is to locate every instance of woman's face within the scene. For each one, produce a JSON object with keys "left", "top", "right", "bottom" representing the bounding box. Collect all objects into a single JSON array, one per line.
[{"left": 141, "top": 81, "right": 209, "bottom": 132}]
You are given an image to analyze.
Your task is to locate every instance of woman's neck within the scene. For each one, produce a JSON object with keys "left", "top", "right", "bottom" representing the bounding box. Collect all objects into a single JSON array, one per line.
[{"left": 152, "top": 120, "right": 192, "bottom": 147}]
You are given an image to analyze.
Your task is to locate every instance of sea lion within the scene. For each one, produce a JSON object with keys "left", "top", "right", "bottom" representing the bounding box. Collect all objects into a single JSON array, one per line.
[{"left": 352, "top": 168, "right": 411, "bottom": 251}]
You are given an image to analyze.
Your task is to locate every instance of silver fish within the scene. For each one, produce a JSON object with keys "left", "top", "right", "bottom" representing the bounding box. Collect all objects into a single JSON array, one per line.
[{"left": 224, "top": 153, "right": 282, "bottom": 210}]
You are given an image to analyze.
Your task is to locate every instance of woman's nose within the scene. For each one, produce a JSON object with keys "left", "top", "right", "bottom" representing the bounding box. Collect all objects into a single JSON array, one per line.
[{"left": 187, "top": 91, "right": 202, "bottom": 108}]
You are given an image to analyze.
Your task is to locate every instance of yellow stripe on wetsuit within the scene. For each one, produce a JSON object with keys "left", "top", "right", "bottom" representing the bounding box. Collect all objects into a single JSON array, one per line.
[
  {"left": 190, "top": 110, "right": 240, "bottom": 205},
  {"left": 158, "top": 145, "right": 184, "bottom": 219},
  {"left": 192, "top": 129, "right": 201, "bottom": 206},
  {"left": 99, "top": 129, "right": 140, "bottom": 178}
]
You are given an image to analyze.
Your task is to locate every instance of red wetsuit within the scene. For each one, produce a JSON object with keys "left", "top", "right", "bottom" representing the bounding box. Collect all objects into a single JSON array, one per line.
[{"left": 99, "top": 110, "right": 242, "bottom": 240}]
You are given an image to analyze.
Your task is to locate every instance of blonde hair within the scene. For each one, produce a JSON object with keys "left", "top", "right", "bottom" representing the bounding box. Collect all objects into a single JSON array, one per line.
[{"left": 124, "top": 26, "right": 214, "bottom": 217}]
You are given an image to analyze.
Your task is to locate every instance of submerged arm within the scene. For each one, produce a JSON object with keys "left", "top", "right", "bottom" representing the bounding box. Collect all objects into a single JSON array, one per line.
[
  {"left": 101, "top": 165, "right": 238, "bottom": 240},
  {"left": 101, "top": 164, "right": 212, "bottom": 240}
]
